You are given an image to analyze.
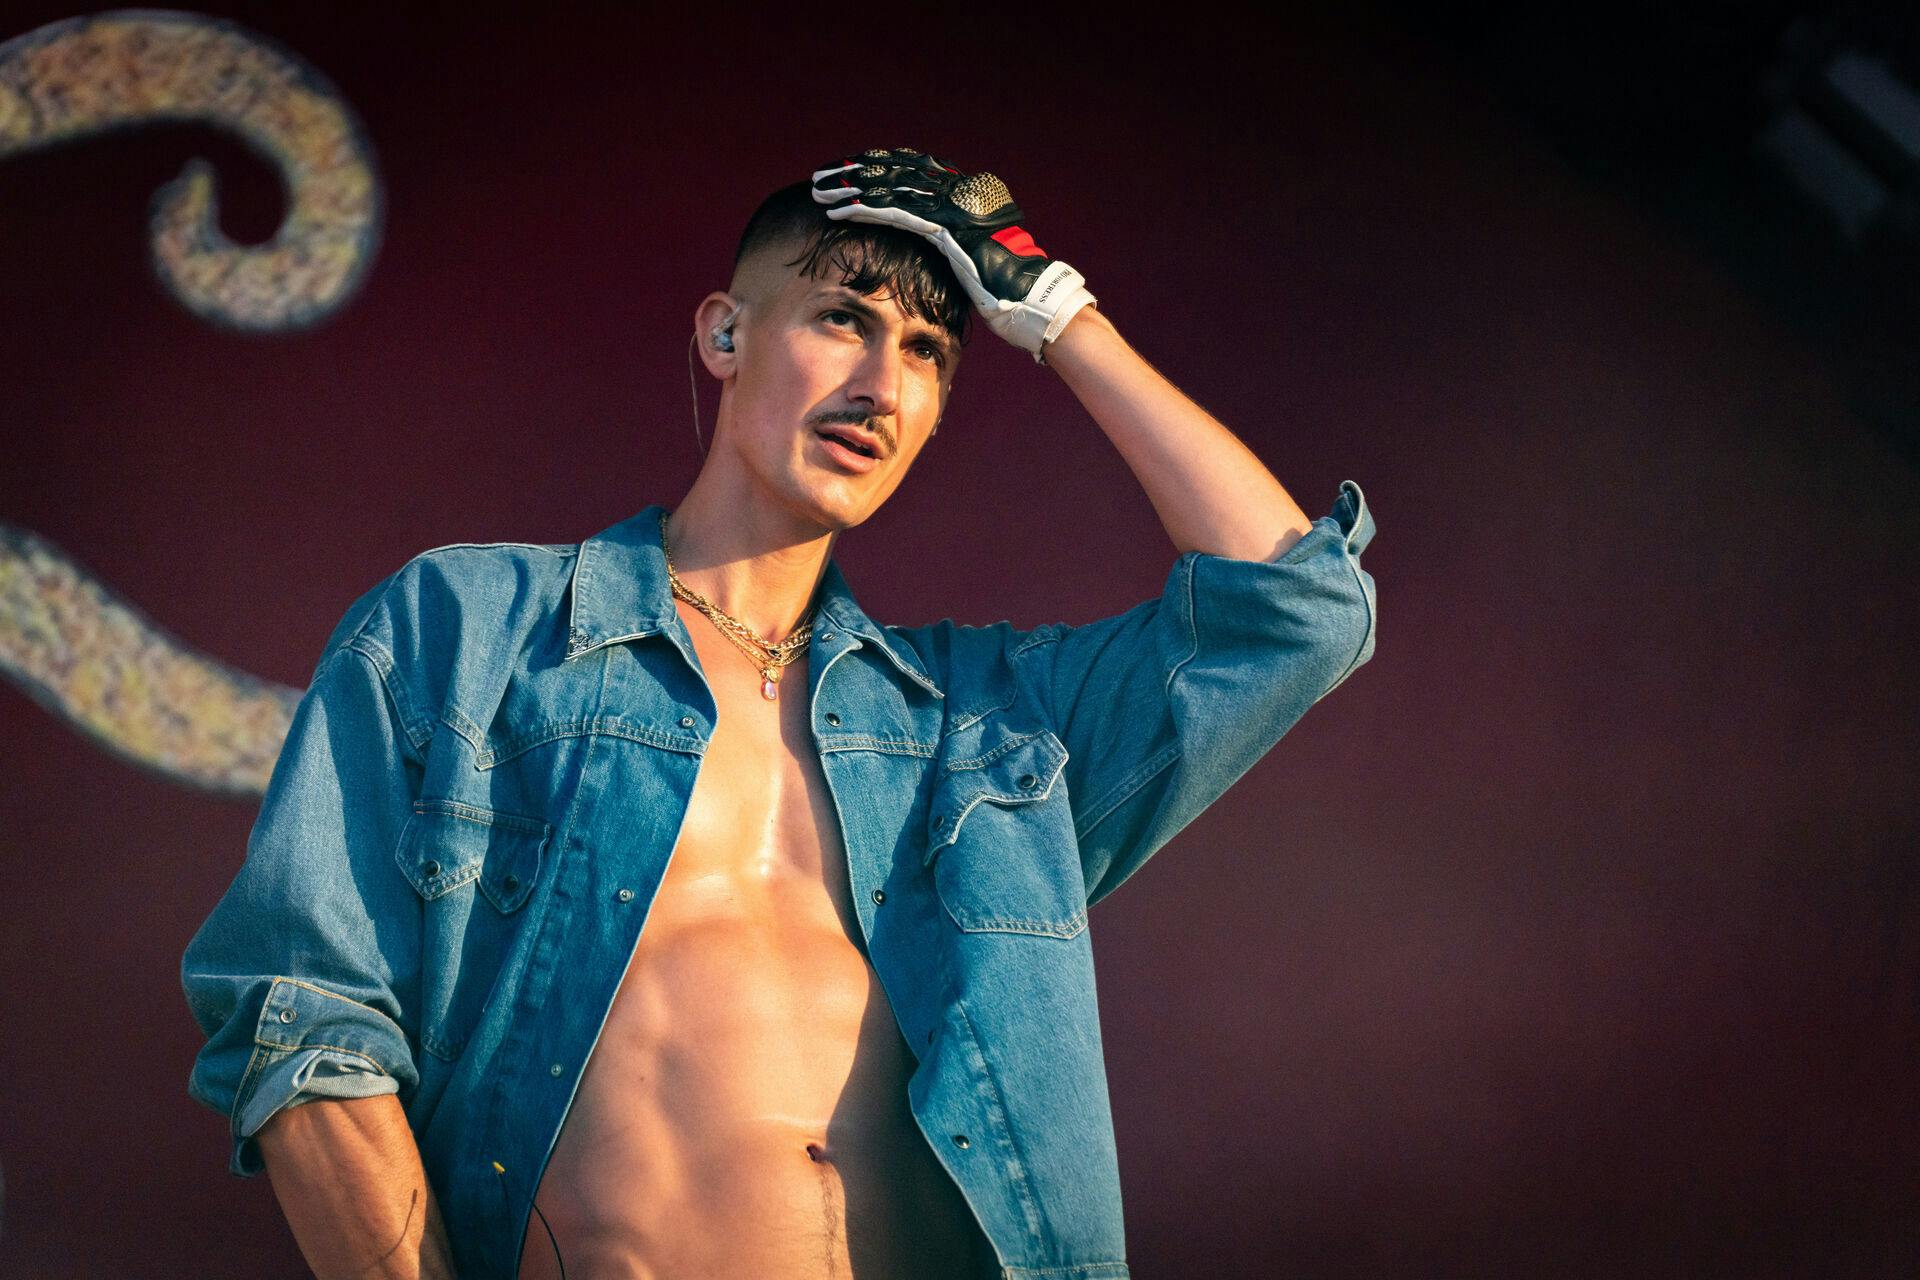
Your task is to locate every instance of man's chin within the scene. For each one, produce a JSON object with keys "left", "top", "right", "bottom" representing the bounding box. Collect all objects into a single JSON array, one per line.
[
  {"left": 812, "top": 499, "right": 873, "bottom": 535},
  {"left": 764, "top": 477, "right": 876, "bottom": 538}
]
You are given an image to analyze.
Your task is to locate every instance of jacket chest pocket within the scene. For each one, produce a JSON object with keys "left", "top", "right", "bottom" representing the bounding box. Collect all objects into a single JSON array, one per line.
[
  {"left": 394, "top": 799, "right": 551, "bottom": 1061},
  {"left": 925, "top": 730, "right": 1087, "bottom": 939}
]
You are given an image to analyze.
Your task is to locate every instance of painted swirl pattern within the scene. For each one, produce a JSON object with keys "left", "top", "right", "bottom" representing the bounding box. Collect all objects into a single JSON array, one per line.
[
  {"left": 0, "top": 11, "right": 386, "bottom": 791},
  {"left": 0, "top": 524, "right": 300, "bottom": 796},
  {"left": 0, "top": 9, "right": 382, "bottom": 329}
]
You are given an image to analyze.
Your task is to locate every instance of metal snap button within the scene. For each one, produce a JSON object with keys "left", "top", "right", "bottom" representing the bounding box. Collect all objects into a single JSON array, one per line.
[
  {"left": 825, "top": 712, "right": 842, "bottom": 726},
  {"left": 871, "top": 888, "right": 886, "bottom": 905},
  {"left": 502, "top": 875, "right": 519, "bottom": 894},
  {"left": 951, "top": 1134, "right": 971, "bottom": 1149},
  {"left": 549, "top": 1063, "right": 565, "bottom": 1077},
  {"left": 1018, "top": 773, "right": 1038, "bottom": 789},
  {"left": 422, "top": 860, "right": 441, "bottom": 878},
  {"left": 278, "top": 1008, "right": 296, "bottom": 1023},
  {"left": 822, "top": 632, "right": 835, "bottom": 641},
  {"left": 617, "top": 888, "right": 635, "bottom": 903},
  {"left": 680, "top": 715, "right": 695, "bottom": 728}
]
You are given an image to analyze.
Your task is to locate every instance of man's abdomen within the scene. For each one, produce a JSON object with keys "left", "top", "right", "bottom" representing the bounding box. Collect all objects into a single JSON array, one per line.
[{"left": 515, "top": 900, "right": 989, "bottom": 1279}]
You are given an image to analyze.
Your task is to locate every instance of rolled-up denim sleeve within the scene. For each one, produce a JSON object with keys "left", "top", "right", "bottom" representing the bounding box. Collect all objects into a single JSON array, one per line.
[
  {"left": 1012, "top": 480, "right": 1377, "bottom": 908},
  {"left": 181, "top": 636, "right": 425, "bottom": 1176},
  {"left": 236, "top": 1046, "right": 401, "bottom": 1141}
]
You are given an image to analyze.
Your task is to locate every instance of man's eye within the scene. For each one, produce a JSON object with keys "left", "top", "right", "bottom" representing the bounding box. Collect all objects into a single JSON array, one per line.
[
  {"left": 822, "top": 309, "right": 856, "bottom": 328},
  {"left": 915, "top": 343, "right": 945, "bottom": 367}
]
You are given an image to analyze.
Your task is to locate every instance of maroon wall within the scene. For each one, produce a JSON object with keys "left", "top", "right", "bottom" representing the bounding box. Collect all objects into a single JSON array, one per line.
[{"left": 2, "top": 4, "right": 1915, "bottom": 1275}]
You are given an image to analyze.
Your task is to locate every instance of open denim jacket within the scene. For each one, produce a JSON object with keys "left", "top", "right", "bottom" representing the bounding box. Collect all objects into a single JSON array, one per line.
[{"left": 182, "top": 482, "right": 1377, "bottom": 1279}]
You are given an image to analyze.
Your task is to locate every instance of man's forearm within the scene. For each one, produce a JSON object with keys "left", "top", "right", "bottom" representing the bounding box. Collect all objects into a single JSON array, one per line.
[
  {"left": 1043, "top": 304, "right": 1315, "bottom": 562},
  {"left": 257, "top": 1092, "right": 458, "bottom": 1279}
]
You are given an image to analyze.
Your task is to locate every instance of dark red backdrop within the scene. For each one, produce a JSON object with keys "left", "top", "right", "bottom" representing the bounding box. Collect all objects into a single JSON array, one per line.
[{"left": 2, "top": 4, "right": 1916, "bottom": 1276}]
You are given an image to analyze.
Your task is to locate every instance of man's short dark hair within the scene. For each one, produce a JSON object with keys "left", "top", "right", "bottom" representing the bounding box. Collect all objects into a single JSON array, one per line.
[{"left": 735, "top": 180, "right": 971, "bottom": 347}]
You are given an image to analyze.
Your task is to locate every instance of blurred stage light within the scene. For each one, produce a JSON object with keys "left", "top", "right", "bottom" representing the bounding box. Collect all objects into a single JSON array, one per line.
[{"left": 1760, "top": 39, "right": 1920, "bottom": 246}]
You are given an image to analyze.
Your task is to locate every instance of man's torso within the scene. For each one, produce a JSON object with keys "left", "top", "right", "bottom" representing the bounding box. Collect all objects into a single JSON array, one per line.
[{"left": 514, "top": 599, "right": 989, "bottom": 1278}]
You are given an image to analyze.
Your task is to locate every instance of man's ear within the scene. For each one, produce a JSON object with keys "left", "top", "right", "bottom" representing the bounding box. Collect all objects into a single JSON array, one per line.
[{"left": 693, "top": 291, "right": 743, "bottom": 379}]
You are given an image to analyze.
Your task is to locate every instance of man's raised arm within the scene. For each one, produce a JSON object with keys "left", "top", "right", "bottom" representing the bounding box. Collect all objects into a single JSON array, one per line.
[
  {"left": 810, "top": 145, "right": 1314, "bottom": 563},
  {"left": 830, "top": 148, "right": 1377, "bottom": 908},
  {"left": 1039, "top": 302, "right": 1313, "bottom": 560}
]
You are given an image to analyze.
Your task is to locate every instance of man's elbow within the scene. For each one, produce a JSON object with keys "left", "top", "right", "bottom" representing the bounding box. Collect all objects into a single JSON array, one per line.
[{"left": 1314, "top": 573, "right": 1376, "bottom": 700}]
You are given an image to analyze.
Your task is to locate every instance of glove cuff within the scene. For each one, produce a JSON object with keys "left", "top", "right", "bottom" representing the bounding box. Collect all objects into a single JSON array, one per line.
[
  {"left": 988, "top": 260, "right": 1095, "bottom": 357},
  {"left": 1035, "top": 285, "right": 1097, "bottom": 364}
]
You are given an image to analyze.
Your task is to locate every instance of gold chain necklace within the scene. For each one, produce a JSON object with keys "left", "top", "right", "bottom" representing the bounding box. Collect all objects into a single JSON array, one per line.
[{"left": 659, "top": 510, "right": 814, "bottom": 701}]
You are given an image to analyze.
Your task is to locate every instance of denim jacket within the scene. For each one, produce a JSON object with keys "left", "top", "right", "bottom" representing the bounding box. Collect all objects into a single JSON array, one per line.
[{"left": 182, "top": 482, "right": 1376, "bottom": 1279}]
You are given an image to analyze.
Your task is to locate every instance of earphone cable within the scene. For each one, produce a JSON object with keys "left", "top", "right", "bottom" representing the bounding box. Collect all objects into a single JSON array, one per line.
[
  {"left": 686, "top": 332, "right": 706, "bottom": 457},
  {"left": 492, "top": 1160, "right": 566, "bottom": 1278}
]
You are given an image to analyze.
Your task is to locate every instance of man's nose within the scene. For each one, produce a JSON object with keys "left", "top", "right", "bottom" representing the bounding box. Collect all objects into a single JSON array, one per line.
[{"left": 844, "top": 339, "right": 902, "bottom": 419}]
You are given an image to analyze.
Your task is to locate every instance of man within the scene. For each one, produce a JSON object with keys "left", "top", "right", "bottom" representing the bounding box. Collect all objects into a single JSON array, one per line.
[{"left": 182, "top": 147, "right": 1378, "bottom": 1279}]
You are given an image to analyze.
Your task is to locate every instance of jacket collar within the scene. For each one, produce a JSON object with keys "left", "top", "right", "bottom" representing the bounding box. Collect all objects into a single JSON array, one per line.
[{"left": 564, "top": 503, "right": 943, "bottom": 700}]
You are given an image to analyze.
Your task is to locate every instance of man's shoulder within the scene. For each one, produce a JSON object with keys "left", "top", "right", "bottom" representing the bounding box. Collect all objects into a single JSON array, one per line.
[
  {"left": 397, "top": 537, "right": 576, "bottom": 587},
  {"left": 885, "top": 616, "right": 1070, "bottom": 669},
  {"left": 883, "top": 616, "right": 1068, "bottom": 716},
  {"left": 406, "top": 538, "right": 580, "bottom": 569},
  {"left": 329, "top": 537, "right": 580, "bottom": 664}
]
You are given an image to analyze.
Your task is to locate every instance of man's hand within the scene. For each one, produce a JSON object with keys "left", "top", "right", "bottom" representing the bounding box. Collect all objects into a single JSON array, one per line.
[{"left": 810, "top": 147, "right": 1096, "bottom": 362}]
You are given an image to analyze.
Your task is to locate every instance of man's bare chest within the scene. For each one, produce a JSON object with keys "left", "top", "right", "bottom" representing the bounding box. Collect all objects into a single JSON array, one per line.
[
  {"left": 657, "top": 620, "right": 863, "bottom": 938},
  {"left": 516, "top": 617, "right": 986, "bottom": 1277}
]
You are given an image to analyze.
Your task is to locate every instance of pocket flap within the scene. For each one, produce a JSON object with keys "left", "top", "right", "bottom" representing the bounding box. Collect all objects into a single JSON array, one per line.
[
  {"left": 924, "top": 730, "right": 1069, "bottom": 864},
  {"left": 394, "top": 799, "right": 550, "bottom": 912}
]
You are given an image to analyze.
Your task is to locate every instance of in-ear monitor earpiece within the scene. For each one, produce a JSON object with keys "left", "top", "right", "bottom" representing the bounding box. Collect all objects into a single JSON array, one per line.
[{"left": 711, "top": 303, "right": 742, "bottom": 352}]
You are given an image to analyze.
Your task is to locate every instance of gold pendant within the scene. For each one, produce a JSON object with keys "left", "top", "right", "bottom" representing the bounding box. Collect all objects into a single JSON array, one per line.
[{"left": 760, "top": 665, "right": 779, "bottom": 701}]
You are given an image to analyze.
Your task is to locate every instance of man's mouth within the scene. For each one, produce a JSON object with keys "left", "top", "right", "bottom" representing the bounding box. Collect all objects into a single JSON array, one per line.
[
  {"left": 815, "top": 428, "right": 879, "bottom": 458},
  {"left": 813, "top": 428, "right": 883, "bottom": 474}
]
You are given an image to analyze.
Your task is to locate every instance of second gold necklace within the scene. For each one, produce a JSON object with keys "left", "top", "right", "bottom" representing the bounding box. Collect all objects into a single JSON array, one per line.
[{"left": 659, "top": 510, "right": 814, "bottom": 701}]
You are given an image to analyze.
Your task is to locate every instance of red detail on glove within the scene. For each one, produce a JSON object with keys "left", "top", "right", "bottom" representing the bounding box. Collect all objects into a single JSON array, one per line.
[{"left": 991, "top": 226, "right": 1047, "bottom": 258}]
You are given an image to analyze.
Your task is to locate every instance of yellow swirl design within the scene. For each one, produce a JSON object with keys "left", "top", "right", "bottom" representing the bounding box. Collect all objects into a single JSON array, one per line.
[
  {"left": 0, "top": 12, "right": 386, "bottom": 792},
  {"left": 0, "top": 524, "right": 299, "bottom": 796},
  {"left": 0, "top": 9, "right": 382, "bottom": 329}
]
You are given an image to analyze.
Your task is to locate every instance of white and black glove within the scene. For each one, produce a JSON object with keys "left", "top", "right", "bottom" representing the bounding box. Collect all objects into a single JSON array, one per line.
[{"left": 810, "top": 147, "right": 1096, "bottom": 363}]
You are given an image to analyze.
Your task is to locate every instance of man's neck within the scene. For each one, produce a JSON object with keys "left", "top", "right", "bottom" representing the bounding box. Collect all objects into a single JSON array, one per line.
[{"left": 662, "top": 475, "right": 837, "bottom": 646}]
